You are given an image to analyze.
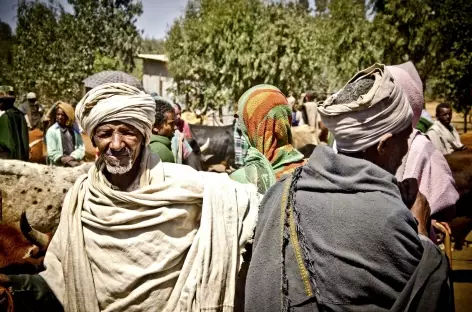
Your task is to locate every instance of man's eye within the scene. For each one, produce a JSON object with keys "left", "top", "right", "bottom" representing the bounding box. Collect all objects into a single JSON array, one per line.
[{"left": 96, "top": 132, "right": 111, "bottom": 138}]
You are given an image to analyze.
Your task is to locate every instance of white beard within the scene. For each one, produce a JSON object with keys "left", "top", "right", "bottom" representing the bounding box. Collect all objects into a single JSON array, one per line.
[
  {"left": 105, "top": 159, "right": 133, "bottom": 175},
  {"left": 102, "top": 147, "right": 134, "bottom": 175}
]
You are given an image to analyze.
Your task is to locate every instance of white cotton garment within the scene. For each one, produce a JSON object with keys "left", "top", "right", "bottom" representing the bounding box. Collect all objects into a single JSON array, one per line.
[{"left": 40, "top": 148, "right": 261, "bottom": 312}]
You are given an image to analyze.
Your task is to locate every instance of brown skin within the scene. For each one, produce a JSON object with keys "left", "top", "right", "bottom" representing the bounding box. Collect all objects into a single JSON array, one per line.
[
  {"left": 93, "top": 121, "right": 144, "bottom": 191},
  {"left": 56, "top": 108, "right": 76, "bottom": 165},
  {"left": 55, "top": 108, "right": 68, "bottom": 128},
  {"left": 437, "top": 107, "right": 452, "bottom": 128},
  {"left": 153, "top": 111, "right": 176, "bottom": 139},
  {"left": 349, "top": 126, "right": 412, "bottom": 175}
]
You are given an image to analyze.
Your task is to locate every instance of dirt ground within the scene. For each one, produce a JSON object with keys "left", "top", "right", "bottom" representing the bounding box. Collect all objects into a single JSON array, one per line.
[
  {"left": 452, "top": 232, "right": 472, "bottom": 311},
  {"left": 425, "top": 101, "right": 471, "bottom": 135}
]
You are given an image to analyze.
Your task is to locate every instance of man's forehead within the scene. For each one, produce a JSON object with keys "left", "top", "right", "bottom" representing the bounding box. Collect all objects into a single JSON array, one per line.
[
  {"left": 439, "top": 107, "right": 451, "bottom": 112},
  {"left": 95, "top": 121, "right": 140, "bottom": 132}
]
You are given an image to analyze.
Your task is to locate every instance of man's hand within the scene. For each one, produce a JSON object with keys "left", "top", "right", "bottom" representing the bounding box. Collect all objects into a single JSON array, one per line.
[
  {"left": 410, "top": 192, "right": 431, "bottom": 236},
  {"left": 397, "top": 178, "right": 431, "bottom": 236},
  {"left": 60, "top": 155, "right": 74, "bottom": 164}
]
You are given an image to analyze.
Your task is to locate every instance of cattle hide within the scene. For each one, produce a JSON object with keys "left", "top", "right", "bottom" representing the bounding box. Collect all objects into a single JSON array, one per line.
[
  {"left": 189, "top": 124, "right": 236, "bottom": 171},
  {"left": 0, "top": 160, "right": 92, "bottom": 232},
  {"left": 292, "top": 125, "right": 320, "bottom": 149},
  {"left": 444, "top": 150, "right": 472, "bottom": 248}
]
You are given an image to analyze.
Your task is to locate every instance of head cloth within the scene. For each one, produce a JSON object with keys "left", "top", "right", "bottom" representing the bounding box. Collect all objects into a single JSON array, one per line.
[
  {"left": 75, "top": 83, "right": 156, "bottom": 145},
  {"left": 387, "top": 61, "right": 423, "bottom": 127},
  {"left": 318, "top": 63, "right": 413, "bottom": 153}
]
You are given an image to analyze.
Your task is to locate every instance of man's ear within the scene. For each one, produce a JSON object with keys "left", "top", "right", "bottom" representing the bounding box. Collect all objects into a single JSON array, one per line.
[
  {"left": 152, "top": 126, "right": 159, "bottom": 134},
  {"left": 376, "top": 133, "right": 393, "bottom": 156}
]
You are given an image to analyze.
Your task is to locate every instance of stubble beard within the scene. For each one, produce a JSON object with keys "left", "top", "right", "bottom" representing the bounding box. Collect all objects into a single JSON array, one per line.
[{"left": 102, "top": 147, "right": 134, "bottom": 175}]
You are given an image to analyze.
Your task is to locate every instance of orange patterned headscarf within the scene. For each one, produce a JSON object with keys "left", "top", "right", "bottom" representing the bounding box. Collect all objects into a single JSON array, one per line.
[{"left": 237, "top": 84, "right": 305, "bottom": 179}]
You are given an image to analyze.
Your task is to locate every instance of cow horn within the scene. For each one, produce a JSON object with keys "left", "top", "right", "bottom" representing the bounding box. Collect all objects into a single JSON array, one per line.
[
  {"left": 200, "top": 138, "right": 210, "bottom": 153},
  {"left": 20, "top": 211, "right": 50, "bottom": 251}
]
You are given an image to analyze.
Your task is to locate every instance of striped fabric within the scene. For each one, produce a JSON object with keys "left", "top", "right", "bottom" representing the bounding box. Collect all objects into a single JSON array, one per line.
[{"left": 237, "top": 84, "right": 305, "bottom": 180}]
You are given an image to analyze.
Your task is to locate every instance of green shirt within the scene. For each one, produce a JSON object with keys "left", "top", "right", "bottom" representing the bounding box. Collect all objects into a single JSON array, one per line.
[
  {"left": 0, "top": 107, "right": 29, "bottom": 161},
  {"left": 149, "top": 134, "right": 175, "bottom": 163}
]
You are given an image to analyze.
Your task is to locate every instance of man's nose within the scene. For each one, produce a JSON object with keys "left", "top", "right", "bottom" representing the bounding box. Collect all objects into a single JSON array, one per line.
[{"left": 109, "top": 133, "right": 125, "bottom": 151}]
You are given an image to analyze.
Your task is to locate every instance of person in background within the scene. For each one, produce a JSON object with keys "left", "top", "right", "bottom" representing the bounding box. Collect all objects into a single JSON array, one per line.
[
  {"left": 231, "top": 84, "right": 306, "bottom": 194},
  {"left": 45, "top": 101, "right": 85, "bottom": 167},
  {"left": 149, "top": 99, "right": 176, "bottom": 163},
  {"left": 245, "top": 63, "right": 450, "bottom": 312},
  {"left": 173, "top": 102, "right": 192, "bottom": 139},
  {"left": 416, "top": 108, "right": 434, "bottom": 133},
  {"left": 0, "top": 89, "right": 29, "bottom": 161},
  {"left": 427, "top": 103, "right": 466, "bottom": 155},
  {"left": 389, "top": 61, "right": 458, "bottom": 240},
  {"left": 234, "top": 113, "right": 249, "bottom": 169},
  {"left": 19, "top": 92, "right": 44, "bottom": 130}
]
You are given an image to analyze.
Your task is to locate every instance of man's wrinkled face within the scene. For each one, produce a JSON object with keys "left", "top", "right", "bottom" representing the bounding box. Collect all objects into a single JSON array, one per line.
[
  {"left": 437, "top": 107, "right": 452, "bottom": 126},
  {"left": 93, "top": 122, "right": 144, "bottom": 175},
  {"left": 56, "top": 108, "right": 68, "bottom": 127}
]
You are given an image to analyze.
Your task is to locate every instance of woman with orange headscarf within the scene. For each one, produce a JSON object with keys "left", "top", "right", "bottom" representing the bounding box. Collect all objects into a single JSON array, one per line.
[
  {"left": 230, "top": 84, "right": 306, "bottom": 194},
  {"left": 45, "top": 101, "right": 85, "bottom": 166}
]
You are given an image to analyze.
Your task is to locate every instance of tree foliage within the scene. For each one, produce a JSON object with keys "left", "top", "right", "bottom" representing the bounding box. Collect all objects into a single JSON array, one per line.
[
  {"left": 10, "top": 0, "right": 142, "bottom": 104},
  {"left": 166, "top": 0, "right": 471, "bottom": 118},
  {"left": 140, "top": 38, "right": 165, "bottom": 54},
  {"left": 0, "top": 20, "right": 14, "bottom": 86},
  {"left": 166, "top": 0, "right": 328, "bottom": 110}
]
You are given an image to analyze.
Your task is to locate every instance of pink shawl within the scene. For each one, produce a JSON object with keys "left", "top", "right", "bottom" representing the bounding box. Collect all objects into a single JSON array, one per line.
[{"left": 396, "top": 130, "right": 459, "bottom": 217}]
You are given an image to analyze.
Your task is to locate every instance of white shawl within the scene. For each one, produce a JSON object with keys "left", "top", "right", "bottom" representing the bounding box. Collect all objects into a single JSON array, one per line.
[
  {"left": 40, "top": 148, "right": 261, "bottom": 312},
  {"left": 427, "top": 120, "right": 464, "bottom": 155}
]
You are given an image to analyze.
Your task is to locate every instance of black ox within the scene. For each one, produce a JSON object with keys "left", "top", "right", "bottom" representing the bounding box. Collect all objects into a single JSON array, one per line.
[{"left": 188, "top": 123, "right": 236, "bottom": 171}]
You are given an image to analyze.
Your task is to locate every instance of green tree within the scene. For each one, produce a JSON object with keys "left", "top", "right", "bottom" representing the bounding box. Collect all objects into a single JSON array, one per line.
[
  {"left": 140, "top": 37, "right": 165, "bottom": 54},
  {"left": 374, "top": 0, "right": 472, "bottom": 130},
  {"left": 431, "top": 0, "right": 472, "bottom": 131},
  {"left": 0, "top": 20, "right": 14, "bottom": 86},
  {"left": 317, "top": 0, "right": 382, "bottom": 92},
  {"left": 13, "top": 0, "right": 143, "bottom": 103},
  {"left": 166, "top": 0, "right": 327, "bottom": 110}
]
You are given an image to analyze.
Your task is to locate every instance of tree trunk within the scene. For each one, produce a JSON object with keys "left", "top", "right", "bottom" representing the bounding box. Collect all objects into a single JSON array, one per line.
[{"left": 464, "top": 111, "right": 469, "bottom": 133}]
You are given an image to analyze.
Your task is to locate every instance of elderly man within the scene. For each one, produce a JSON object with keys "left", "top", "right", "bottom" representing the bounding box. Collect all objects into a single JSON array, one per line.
[
  {"left": 245, "top": 64, "right": 450, "bottom": 312},
  {"left": 427, "top": 103, "right": 466, "bottom": 155},
  {"left": 0, "top": 83, "right": 260, "bottom": 312},
  {"left": 0, "top": 90, "right": 29, "bottom": 160}
]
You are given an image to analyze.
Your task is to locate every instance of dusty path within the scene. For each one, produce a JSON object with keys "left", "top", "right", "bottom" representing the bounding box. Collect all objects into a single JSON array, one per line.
[{"left": 452, "top": 233, "right": 472, "bottom": 311}]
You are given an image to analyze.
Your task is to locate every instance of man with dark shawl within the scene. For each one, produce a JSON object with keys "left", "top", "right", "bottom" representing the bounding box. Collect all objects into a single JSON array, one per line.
[
  {"left": 0, "top": 91, "right": 29, "bottom": 161},
  {"left": 230, "top": 84, "right": 306, "bottom": 194},
  {"left": 245, "top": 64, "right": 451, "bottom": 312},
  {"left": 0, "top": 83, "right": 261, "bottom": 312}
]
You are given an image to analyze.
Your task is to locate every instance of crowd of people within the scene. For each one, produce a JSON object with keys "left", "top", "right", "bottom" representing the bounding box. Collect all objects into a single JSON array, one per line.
[{"left": 0, "top": 60, "right": 468, "bottom": 311}]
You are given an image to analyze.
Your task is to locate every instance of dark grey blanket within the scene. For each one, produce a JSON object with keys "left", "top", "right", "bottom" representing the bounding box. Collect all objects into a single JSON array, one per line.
[{"left": 245, "top": 145, "right": 450, "bottom": 312}]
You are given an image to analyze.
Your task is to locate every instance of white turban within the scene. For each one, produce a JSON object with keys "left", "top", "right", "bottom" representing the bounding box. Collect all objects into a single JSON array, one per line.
[
  {"left": 75, "top": 83, "right": 156, "bottom": 145},
  {"left": 318, "top": 64, "right": 412, "bottom": 153}
]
